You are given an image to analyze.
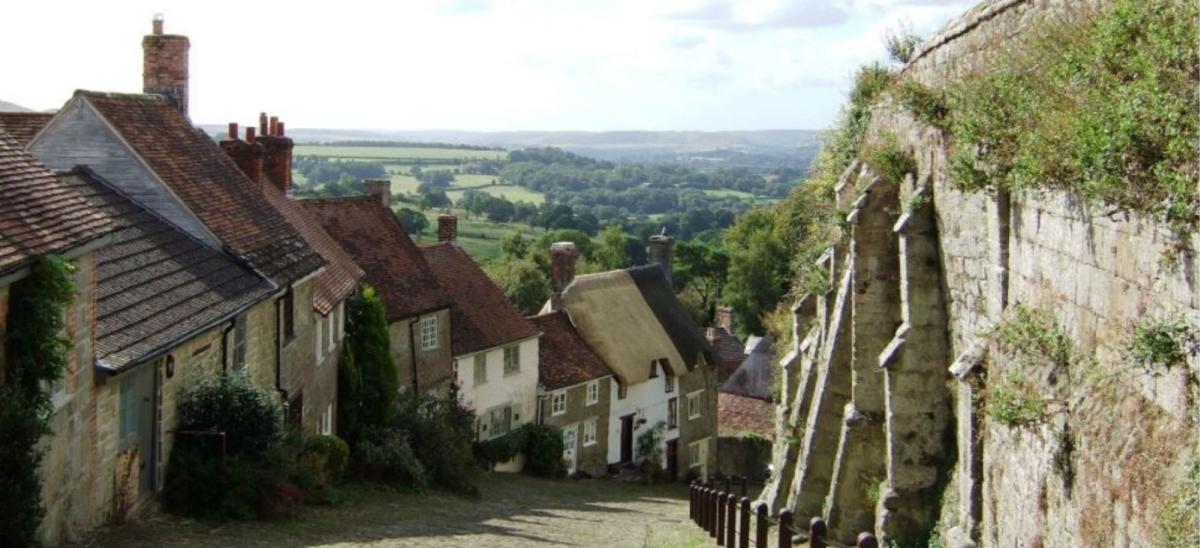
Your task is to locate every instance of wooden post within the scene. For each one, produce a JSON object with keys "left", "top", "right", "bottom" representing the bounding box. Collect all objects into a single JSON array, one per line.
[
  {"left": 810, "top": 518, "right": 828, "bottom": 548},
  {"left": 689, "top": 483, "right": 695, "bottom": 523},
  {"left": 725, "top": 494, "right": 736, "bottom": 547},
  {"left": 717, "top": 493, "right": 727, "bottom": 545},
  {"left": 856, "top": 533, "right": 879, "bottom": 548},
  {"left": 704, "top": 488, "right": 713, "bottom": 532},
  {"left": 778, "top": 510, "right": 793, "bottom": 548},
  {"left": 710, "top": 490, "right": 719, "bottom": 538},
  {"left": 739, "top": 498, "right": 751, "bottom": 548},
  {"left": 755, "top": 503, "right": 769, "bottom": 548}
]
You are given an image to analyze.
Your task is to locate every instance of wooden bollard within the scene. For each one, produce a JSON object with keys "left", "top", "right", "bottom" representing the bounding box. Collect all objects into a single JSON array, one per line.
[
  {"left": 856, "top": 532, "right": 879, "bottom": 548},
  {"left": 716, "top": 493, "right": 727, "bottom": 545},
  {"left": 755, "top": 503, "right": 769, "bottom": 548},
  {"left": 725, "top": 495, "right": 736, "bottom": 547},
  {"left": 689, "top": 483, "right": 696, "bottom": 523},
  {"left": 778, "top": 509, "right": 793, "bottom": 548},
  {"left": 739, "top": 498, "right": 752, "bottom": 548},
  {"left": 709, "top": 489, "right": 718, "bottom": 537},
  {"left": 810, "top": 518, "right": 828, "bottom": 548},
  {"left": 704, "top": 488, "right": 713, "bottom": 532}
]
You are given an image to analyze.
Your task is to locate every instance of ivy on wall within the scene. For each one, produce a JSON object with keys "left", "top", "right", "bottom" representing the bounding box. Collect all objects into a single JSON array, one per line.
[{"left": 0, "top": 255, "right": 77, "bottom": 547}]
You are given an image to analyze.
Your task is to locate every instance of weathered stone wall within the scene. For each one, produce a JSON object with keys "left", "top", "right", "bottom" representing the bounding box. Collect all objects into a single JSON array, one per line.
[
  {"left": 763, "top": 1, "right": 1198, "bottom": 546},
  {"left": 542, "top": 378, "right": 612, "bottom": 477},
  {"left": 390, "top": 308, "right": 454, "bottom": 393}
]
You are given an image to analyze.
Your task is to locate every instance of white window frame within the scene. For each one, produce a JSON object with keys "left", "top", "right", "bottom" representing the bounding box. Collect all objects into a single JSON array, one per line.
[
  {"left": 327, "top": 311, "right": 336, "bottom": 352},
  {"left": 664, "top": 373, "right": 675, "bottom": 394},
  {"left": 336, "top": 301, "right": 346, "bottom": 340},
  {"left": 585, "top": 380, "right": 599, "bottom": 406},
  {"left": 503, "top": 345, "right": 520, "bottom": 376},
  {"left": 583, "top": 418, "right": 597, "bottom": 446},
  {"left": 321, "top": 403, "right": 333, "bottom": 435},
  {"left": 551, "top": 390, "right": 567, "bottom": 416},
  {"left": 668, "top": 397, "right": 678, "bottom": 429},
  {"left": 420, "top": 314, "right": 439, "bottom": 351},
  {"left": 687, "top": 390, "right": 703, "bottom": 420},
  {"left": 474, "top": 353, "right": 487, "bottom": 385}
]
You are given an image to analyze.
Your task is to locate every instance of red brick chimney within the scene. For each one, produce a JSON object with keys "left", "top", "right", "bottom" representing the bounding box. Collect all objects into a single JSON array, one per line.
[
  {"left": 142, "top": 14, "right": 189, "bottom": 117},
  {"left": 715, "top": 306, "right": 735, "bottom": 333},
  {"left": 219, "top": 122, "right": 265, "bottom": 185},
  {"left": 437, "top": 215, "right": 458, "bottom": 243},
  {"left": 549, "top": 242, "right": 577, "bottom": 311},
  {"left": 256, "top": 113, "right": 294, "bottom": 194},
  {"left": 363, "top": 179, "right": 391, "bottom": 208}
]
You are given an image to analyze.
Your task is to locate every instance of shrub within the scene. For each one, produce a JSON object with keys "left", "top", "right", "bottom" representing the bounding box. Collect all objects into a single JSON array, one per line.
[
  {"left": 353, "top": 428, "right": 428, "bottom": 489},
  {"left": 883, "top": 24, "right": 922, "bottom": 64},
  {"left": 894, "top": 79, "right": 949, "bottom": 129},
  {"left": 862, "top": 132, "right": 916, "bottom": 184},
  {"left": 341, "top": 286, "right": 398, "bottom": 448},
  {"left": 397, "top": 389, "right": 480, "bottom": 495},
  {"left": 1156, "top": 460, "right": 1200, "bottom": 547},
  {"left": 0, "top": 388, "right": 49, "bottom": 548},
  {"left": 1131, "top": 315, "right": 1197, "bottom": 368},
  {"left": 294, "top": 435, "right": 350, "bottom": 496},
  {"left": 175, "top": 371, "right": 281, "bottom": 457},
  {"left": 986, "top": 373, "right": 1046, "bottom": 427},
  {"left": 163, "top": 372, "right": 297, "bottom": 520},
  {"left": 515, "top": 424, "right": 566, "bottom": 478},
  {"left": 947, "top": 0, "right": 1199, "bottom": 246}
]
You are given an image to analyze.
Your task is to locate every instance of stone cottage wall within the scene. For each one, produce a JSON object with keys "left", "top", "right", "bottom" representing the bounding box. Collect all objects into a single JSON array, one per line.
[{"left": 762, "top": 1, "right": 1198, "bottom": 546}]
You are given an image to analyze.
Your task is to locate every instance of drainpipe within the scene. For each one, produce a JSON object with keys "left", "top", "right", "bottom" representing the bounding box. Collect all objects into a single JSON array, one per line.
[
  {"left": 275, "top": 297, "right": 289, "bottom": 406},
  {"left": 408, "top": 318, "right": 420, "bottom": 393},
  {"left": 220, "top": 319, "right": 235, "bottom": 373}
]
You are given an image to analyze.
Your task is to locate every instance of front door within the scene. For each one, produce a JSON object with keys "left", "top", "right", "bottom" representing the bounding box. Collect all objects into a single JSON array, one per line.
[
  {"left": 619, "top": 414, "right": 634, "bottom": 463},
  {"left": 562, "top": 424, "right": 578, "bottom": 474},
  {"left": 666, "top": 439, "right": 678, "bottom": 481},
  {"left": 119, "top": 364, "right": 157, "bottom": 497}
]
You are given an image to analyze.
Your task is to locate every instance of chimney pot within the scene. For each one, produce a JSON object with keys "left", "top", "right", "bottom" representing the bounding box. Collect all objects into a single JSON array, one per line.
[
  {"left": 363, "top": 179, "right": 391, "bottom": 208},
  {"left": 259, "top": 113, "right": 268, "bottom": 136},
  {"left": 228, "top": 122, "right": 238, "bottom": 140},
  {"left": 715, "top": 306, "right": 735, "bottom": 333},
  {"left": 245, "top": 126, "right": 256, "bottom": 142},
  {"left": 277, "top": 121, "right": 285, "bottom": 136},
  {"left": 269, "top": 116, "right": 278, "bottom": 137},
  {"left": 437, "top": 215, "right": 458, "bottom": 243},
  {"left": 152, "top": 13, "right": 163, "bottom": 35}
]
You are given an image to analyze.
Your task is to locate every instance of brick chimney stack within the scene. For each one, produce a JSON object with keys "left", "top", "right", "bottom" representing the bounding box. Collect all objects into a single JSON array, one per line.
[
  {"left": 647, "top": 227, "right": 675, "bottom": 287},
  {"left": 219, "top": 121, "right": 265, "bottom": 184},
  {"left": 549, "top": 242, "right": 578, "bottom": 311},
  {"left": 363, "top": 179, "right": 391, "bottom": 208},
  {"left": 256, "top": 113, "right": 294, "bottom": 194},
  {"left": 715, "top": 306, "right": 735, "bottom": 333},
  {"left": 142, "top": 14, "right": 190, "bottom": 117},
  {"left": 437, "top": 215, "right": 458, "bottom": 243}
]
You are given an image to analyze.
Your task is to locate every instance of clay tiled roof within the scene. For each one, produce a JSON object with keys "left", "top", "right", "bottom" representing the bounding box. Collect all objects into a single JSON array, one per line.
[
  {"left": 421, "top": 242, "right": 539, "bottom": 356},
  {"left": 707, "top": 326, "right": 746, "bottom": 382},
  {"left": 718, "top": 392, "right": 774, "bottom": 439},
  {"left": 0, "top": 131, "right": 112, "bottom": 275},
  {"left": 0, "top": 112, "right": 53, "bottom": 147},
  {"left": 79, "top": 91, "right": 323, "bottom": 285},
  {"left": 260, "top": 184, "right": 362, "bottom": 314},
  {"left": 58, "top": 168, "right": 273, "bottom": 371},
  {"left": 530, "top": 311, "right": 613, "bottom": 390},
  {"left": 299, "top": 195, "right": 451, "bottom": 320}
]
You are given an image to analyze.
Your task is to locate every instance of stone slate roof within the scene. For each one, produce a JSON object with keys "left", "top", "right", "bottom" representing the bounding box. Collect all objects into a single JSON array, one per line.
[
  {"left": 260, "top": 183, "right": 362, "bottom": 314},
  {"left": 0, "top": 131, "right": 112, "bottom": 275},
  {"left": 421, "top": 242, "right": 539, "bottom": 356},
  {"left": 627, "top": 264, "right": 716, "bottom": 369},
  {"left": 707, "top": 325, "right": 746, "bottom": 382},
  {"left": 59, "top": 168, "right": 273, "bottom": 371},
  {"left": 718, "top": 392, "right": 774, "bottom": 439},
  {"left": 299, "top": 195, "right": 451, "bottom": 321},
  {"left": 0, "top": 112, "right": 53, "bottom": 146},
  {"left": 720, "top": 334, "right": 774, "bottom": 401},
  {"left": 79, "top": 91, "right": 324, "bottom": 285},
  {"left": 530, "top": 311, "right": 614, "bottom": 391}
]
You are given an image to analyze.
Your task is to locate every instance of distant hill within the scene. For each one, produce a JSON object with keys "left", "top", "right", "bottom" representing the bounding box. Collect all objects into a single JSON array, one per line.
[
  {"left": 0, "top": 100, "right": 32, "bottom": 112},
  {"left": 199, "top": 126, "right": 823, "bottom": 169}
]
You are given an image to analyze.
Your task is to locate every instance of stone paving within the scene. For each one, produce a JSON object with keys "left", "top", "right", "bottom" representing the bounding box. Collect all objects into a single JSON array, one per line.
[{"left": 69, "top": 474, "right": 698, "bottom": 548}]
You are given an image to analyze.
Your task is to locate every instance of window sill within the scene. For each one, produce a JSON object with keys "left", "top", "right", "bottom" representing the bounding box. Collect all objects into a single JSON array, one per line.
[
  {"left": 551, "top": 411, "right": 566, "bottom": 417},
  {"left": 689, "top": 415, "right": 701, "bottom": 420},
  {"left": 583, "top": 441, "right": 596, "bottom": 447}
]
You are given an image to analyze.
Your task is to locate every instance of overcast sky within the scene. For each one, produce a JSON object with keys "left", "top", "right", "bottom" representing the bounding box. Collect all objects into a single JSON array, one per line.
[{"left": 0, "top": 0, "right": 973, "bottom": 131}]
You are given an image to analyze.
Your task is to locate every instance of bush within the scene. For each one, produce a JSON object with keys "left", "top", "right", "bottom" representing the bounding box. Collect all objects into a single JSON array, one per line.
[
  {"left": 894, "top": 79, "right": 949, "bottom": 129},
  {"left": 1131, "top": 315, "right": 1197, "bottom": 368},
  {"left": 986, "top": 373, "right": 1046, "bottom": 427},
  {"left": 947, "top": 0, "right": 1199, "bottom": 246},
  {"left": 884, "top": 24, "right": 921, "bottom": 64},
  {"left": 354, "top": 428, "right": 428, "bottom": 489},
  {"left": 0, "top": 389, "right": 48, "bottom": 547},
  {"left": 862, "top": 132, "right": 916, "bottom": 184},
  {"left": 163, "top": 372, "right": 298, "bottom": 520},
  {"left": 475, "top": 424, "right": 566, "bottom": 478},
  {"left": 290, "top": 435, "right": 351, "bottom": 500},
  {"left": 339, "top": 286, "right": 397, "bottom": 448},
  {"left": 397, "top": 390, "right": 480, "bottom": 495}
]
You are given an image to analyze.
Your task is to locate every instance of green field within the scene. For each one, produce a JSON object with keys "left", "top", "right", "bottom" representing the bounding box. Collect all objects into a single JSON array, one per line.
[
  {"left": 408, "top": 208, "right": 540, "bottom": 262},
  {"left": 448, "top": 184, "right": 545, "bottom": 204},
  {"left": 295, "top": 145, "right": 507, "bottom": 161}
]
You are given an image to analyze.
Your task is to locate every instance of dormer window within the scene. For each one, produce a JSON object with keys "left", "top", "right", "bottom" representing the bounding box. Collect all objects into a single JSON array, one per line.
[{"left": 649, "top": 360, "right": 659, "bottom": 379}]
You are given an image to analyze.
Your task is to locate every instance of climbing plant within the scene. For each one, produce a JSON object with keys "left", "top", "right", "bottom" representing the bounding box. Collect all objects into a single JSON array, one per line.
[{"left": 0, "top": 255, "right": 76, "bottom": 547}]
